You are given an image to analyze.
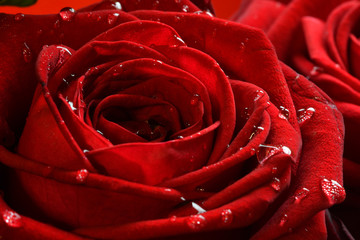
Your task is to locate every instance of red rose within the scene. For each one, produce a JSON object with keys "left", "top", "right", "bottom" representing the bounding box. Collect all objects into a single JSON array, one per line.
[
  {"left": 234, "top": 0, "right": 360, "bottom": 238},
  {"left": 0, "top": 0, "right": 345, "bottom": 239}
]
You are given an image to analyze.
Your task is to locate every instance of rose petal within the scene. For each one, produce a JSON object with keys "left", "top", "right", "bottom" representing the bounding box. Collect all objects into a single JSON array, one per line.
[{"left": 86, "top": 122, "right": 219, "bottom": 185}]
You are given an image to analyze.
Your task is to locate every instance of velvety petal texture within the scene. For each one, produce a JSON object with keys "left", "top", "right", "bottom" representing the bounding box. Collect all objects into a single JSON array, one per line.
[
  {"left": 0, "top": 0, "right": 346, "bottom": 239},
  {"left": 235, "top": 0, "right": 360, "bottom": 238}
]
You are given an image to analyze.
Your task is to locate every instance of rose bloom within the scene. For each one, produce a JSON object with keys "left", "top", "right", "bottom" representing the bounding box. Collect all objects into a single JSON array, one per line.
[
  {"left": 234, "top": 0, "right": 360, "bottom": 238},
  {"left": 0, "top": 0, "right": 346, "bottom": 239}
]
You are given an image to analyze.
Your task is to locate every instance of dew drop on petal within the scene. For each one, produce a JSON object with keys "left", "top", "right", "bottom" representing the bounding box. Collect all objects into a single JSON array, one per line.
[
  {"left": 297, "top": 107, "right": 315, "bottom": 126},
  {"left": 279, "top": 214, "right": 288, "bottom": 227},
  {"left": 239, "top": 42, "right": 245, "bottom": 51},
  {"left": 221, "top": 209, "right": 233, "bottom": 224},
  {"left": 174, "top": 15, "right": 181, "bottom": 22},
  {"left": 293, "top": 187, "right": 310, "bottom": 203},
  {"left": 59, "top": 7, "right": 76, "bottom": 22},
  {"left": 187, "top": 215, "right": 206, "bottom": 230},
  {"left": 191, "top": 202, "right": 206, "bottom": 214},
  {"left": 250, "top": 148, "right": 256, "bottom": 155},
  {"left": 22, "top": 42, "right": 32, "bottom": 63},
  {"left": 196, "top": 186, "right": 205, "bottom": 192},
  {"left": 249, "top": 125, "right": 264, "bottom": 140},
  {"left": 271, "top": 177, "right": 281, "bottom": 191},
  {"left": 2, "top": 210, "right": 22, "bottom": 228},
  {"left": 309, "top": 66, "right": 323, "bottom": 76},
  {"left": 170, "top": 215, "right": 177, "bottom": 222},
  {"left": 174, "top": 34, "right": 185, "bottom": 45},
  {"left": 321, "top": 178, "right": 346, "bottom": 204},
  {"left": 107, "top": 13, "right": 119, "bottom": 25},
  {"left": 257, "top": 144, "right": 280, "bottom": 164},
  {"left": 14, "top": 13, "right": 24, "bottom": 21},
  {"left": 241, "top": 107, "right": 250, "bottom": 120},
  {"left": 278, "top": 106, "right": 290, "bottom": 120},
  {"left": 204, "top": 10, "right": 214, "bottom": 17},
  {"left": 182, "top": 5, "right": 189, "bottom": 12},
  {"left": 281, "top": 146, "right": 292, "bottom": 155},
  {"left": 271, "top": 167, "right": 278, "bottom": 174},
  {"left": 190, "top": 94, "right": 200, "bottom": 105},
  {"left": 254, "top": 90, "right": 265, "bottom": 102},
  {"left": 76, "top": 169, "right": 89, "bottom": 183},
  {"left": 111, "top": 1, "right": 122, "bottom": 10}
]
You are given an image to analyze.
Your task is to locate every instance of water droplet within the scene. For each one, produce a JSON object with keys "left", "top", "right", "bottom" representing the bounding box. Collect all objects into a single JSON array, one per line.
[
  {"left": 14, "top": 13, "right": 24, "bottom": 21},
  {"left": 250, "top": 148, "right": 256, "bottom": 155},
  {"left": 196, "top": 186, "right": 205, "bottom": 192},
  {"left": 271, "top": 167, "right": 278, "bottom": 174},
  {"left": 297, "top": 107, "right": 315, "bottom": 126},
  {"left": 174, "top": 34, "right": 185, "bottom": 45},
  {"left": 241, "top": 107, "right": 250, "bottom": 120},
  {"left": 107, "top": 13, "right": 119, "bottom": 25},
  {"left": 271, "top": 177, "right": 281, "bottom": 191},
  {"left": 22, "top": 42, "right": 32, "bottom": 63},
  {"left": 164, "top": 188, "right": 172, "bottom": 192},
  {"left": 190, "top": 94, "right": 200, "bottom": 105},
  {"left": 97, "top": 130, "right": 104, "bottom": 136},
  {"left": 281, "top": 146, "right": 292, "bottom": 155},
  {"left": 278, "top": 106, "right": 289, "bottom": 120},
  {"left": 334, "top": 63, "right": 340, "bottom": 69},
  {"left": 293, "top": 187, "right": 310, "bottom": 203},
  {"left": 182, "top": 5, "right": 189, "bottom": 12},
  {"left": 170, "top": 215, "right": 177, "bottom": 222},
  {"left": 85, "top": 67, "right": 99, "bottom": 78},
  {"left": 257, "top": 144, "right": 291, "bottom": 164},
  {"left": 176, "top": 135, "right": 184, "bottom": 139},
  {"left": 254, "top": 90, "right": 265, "bottom": 102},
  {"left": 205, "top": 10, "right": 214, "bottom": 17},
  {"left": 44, "top": 91, "right": 51, "bottom": 98},
  {"left": 191, "top": 202, "right": 206, "bottom": 214},
  {"left": 59, "top": 7, "right": 76, "bottom": 22},
  {"left": 180, "top": 197, "right": 186, "bottom": 201},
  {"left": 174, "top": 15, "right": 182, "bottom": 22},
  {"left": 240, "top": 42, "right": 245, "bottom": 51},
  {"left": 2, "top": 210, "right": 22, "bottom": 228},
  {"left": 321, "top": 178, "right": 346, "bottom": 204},
  {"left": 83, "top": 149, "right": 89, "bottom": 153},
  {"left": 66, "top": 99, "right": 77, "bottom": 111},
  {"left": 249, "top": 125, "right": 264, "bottom": 140},
  {"left": 221, "top": 209, "right": 233, "bottom": 224},
  {"left": 279, "top": 214, "right": 288, "bottom": 226},
  {"left": 309, "top": 66, "right": 323, "bottom": 76},
  {"left": 76, "top": 169, "right": 89, "bottom": 183},
  {"left": 186, "top": 215, "right": 206, "bottom": 230},
  {"left": 111, "top": 1, "right": 122, "bottom": 10}
]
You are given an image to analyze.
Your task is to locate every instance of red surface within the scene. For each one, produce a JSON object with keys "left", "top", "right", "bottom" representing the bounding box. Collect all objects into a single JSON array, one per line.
[{"left": 0, "top": 0, "right": 240, "bottom": 19}]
